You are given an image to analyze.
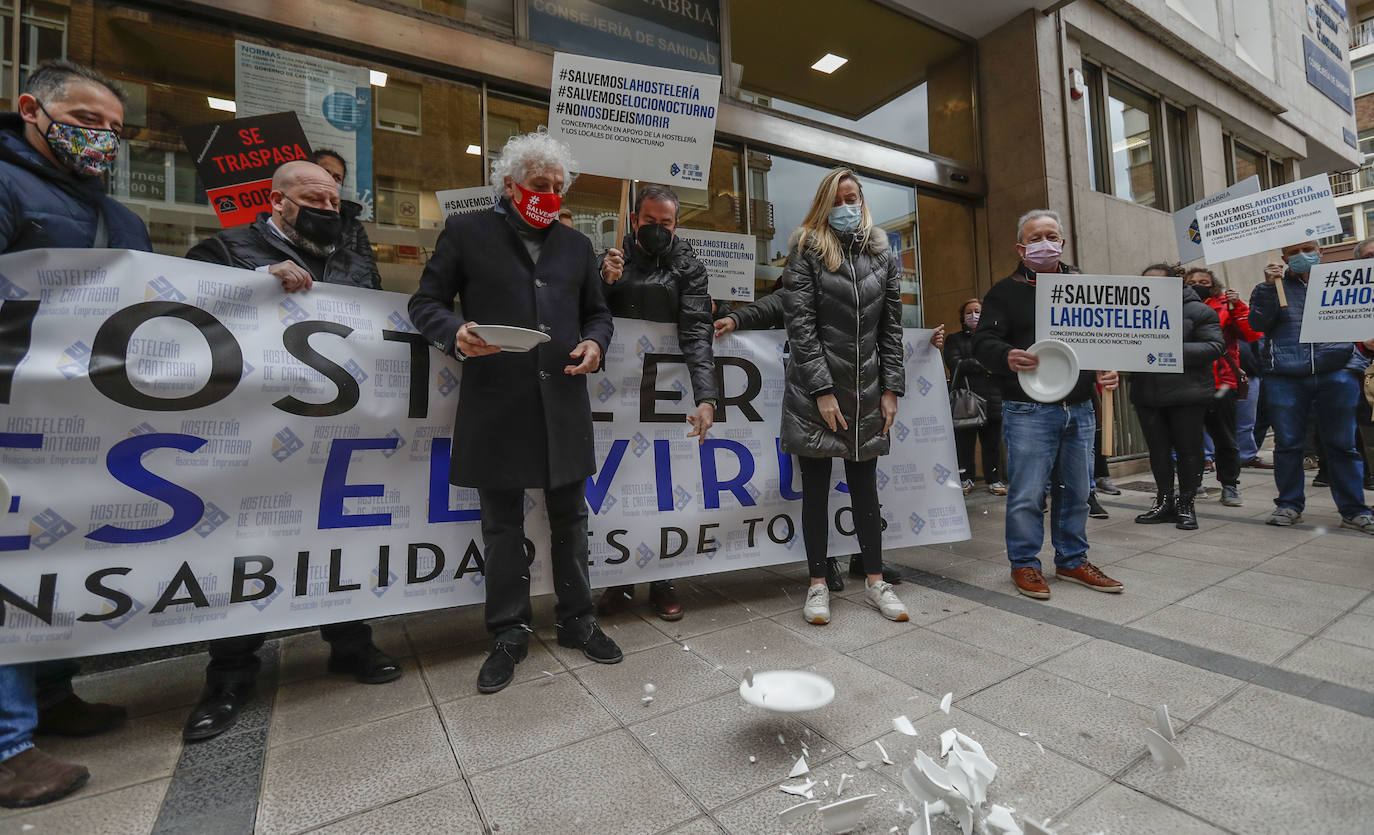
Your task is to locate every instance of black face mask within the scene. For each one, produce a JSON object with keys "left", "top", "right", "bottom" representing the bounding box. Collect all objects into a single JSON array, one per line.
[
  {"left": 636, "top": 222, "right": 674, "bottom": 257},
  {"left": 285, "top": 196, "right": 343, "bottom": 246}
]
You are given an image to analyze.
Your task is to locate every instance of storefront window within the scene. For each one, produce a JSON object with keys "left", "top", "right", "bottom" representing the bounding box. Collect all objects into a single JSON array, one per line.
[
  {"left": 389, "top": 0, "right": 514, "bottom": 34},
  {"left": 1166, "top": 105, "right": 1193, "bottom": 209},
  {"left": 730, "top": 0, "right": 976, "bottom": 162},
  {"left": 0, "top": 1, "right": 70, "bottom": 109},
  {"left": 637, "top": 144, "right": 746, "bottom": 237},
  {"left": 1107, "top": 77, "right": 1160, "bottom": 209},
  {"left": 1233, "top": 140, "right": 1266, "bottom": 187}
]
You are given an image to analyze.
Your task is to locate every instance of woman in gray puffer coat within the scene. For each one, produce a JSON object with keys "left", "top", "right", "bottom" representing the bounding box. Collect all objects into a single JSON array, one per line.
[{"left": 782, "top": 168, "right": 908, "bottom": 627}]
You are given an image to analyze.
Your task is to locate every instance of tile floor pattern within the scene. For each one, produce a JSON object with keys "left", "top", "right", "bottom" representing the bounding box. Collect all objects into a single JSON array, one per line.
[{"left": 3, "top": 468, "right": 1373, "bottom": 834}]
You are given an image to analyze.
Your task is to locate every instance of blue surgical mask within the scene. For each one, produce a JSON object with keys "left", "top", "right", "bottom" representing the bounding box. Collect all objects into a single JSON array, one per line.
[
  {"left": 1286, "top": 251, "right": 1320, "bottom": 274},
  {"left": 828, "top": 203, "right": 862, "bottom": 233}
]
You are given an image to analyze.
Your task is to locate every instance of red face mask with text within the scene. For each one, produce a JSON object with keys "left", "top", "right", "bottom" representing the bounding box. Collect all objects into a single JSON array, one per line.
[{"left": 511, "top": 182, "right": 561, "bottom": 228}]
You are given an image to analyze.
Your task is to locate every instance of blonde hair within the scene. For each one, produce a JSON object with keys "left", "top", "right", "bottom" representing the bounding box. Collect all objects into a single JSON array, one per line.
[{"left": 791, "top": 168, "right": 873, "bottom": 272}]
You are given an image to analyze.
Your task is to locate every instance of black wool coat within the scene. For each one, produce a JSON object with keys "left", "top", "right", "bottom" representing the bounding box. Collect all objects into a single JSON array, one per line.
[
  {"left": 1129, "top": 286, "right": 1225, "bottom": 408},
  {"left": 408, "top": 207, "right": 613, "bottom": 491}
]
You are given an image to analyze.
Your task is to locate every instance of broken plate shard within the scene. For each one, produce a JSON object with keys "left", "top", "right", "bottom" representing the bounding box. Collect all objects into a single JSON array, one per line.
[
  {"left": 1022, "top": 818, "right": 1058, "bottom": 835},
  {"left": 789, "top": 756, "right": 809, "bottom": 778},
  {"left": 948, "top": 797, "right": 973, "bottom": 835},
  {"left": 940, "top": 728, "right": 957, "bottom": 758},
  {"left": 940, "top": 692, "right": 953, "bottom": 714},
  {"left": 817, "top": 793, "right": 877, "bottom": 834},
  {"left": 985, "top": 804, "right": 1023, "bottom": 835},
  {"left": 893, "top": 715, "right": 918, "bottom": 736},
  {"left": 907, "top": 801, "right": 934, "bottom": 835},
  {"left": 952, "top": 730, "right": 987, "bottom": 758},
  {"left": 874, "top": 740, "right": 894, "bottom": 765},
  {"left": 779, "top": 779, "right": 816, "bottom": 799},
  {"left": 1144, "top": 728, "right": 1187, "bottom": 771},
  {"left": 1155, "top": 704, "right": 1175, "bottom": 741},
  {"left": 776, "top": 799, "right": 819, "bottom": 829}
]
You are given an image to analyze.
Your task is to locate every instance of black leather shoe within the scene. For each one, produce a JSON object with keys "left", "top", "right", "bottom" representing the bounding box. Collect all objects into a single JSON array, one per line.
[
  {"left": 35, "top": 695, "right": 127, "bottom": 737},
  {"left": 1175, "top": 493, "right": 1199, "bottom": 530},
  {"left": 648, "top": 580, "right": 684, "bottom": 621},
  {"left": 557, "top": 620, "right": 623, "bottom": 664},
  {"left": 327, "top": 643, "right": 402, "bottom": 684},
  {"left": 825, "top": 558, "right": 845, "bottom": 592},
  {"left": 183, "top": 683, "right": 253, "bottom": 741},
  {"left": 477, "top": 641, "right": 527, "bottom": 694},
  {"left": 1135, "top": 492, "right": 1177, "bottom": 524},
  {"left": 848, "top": 556, "right": 903, "bottom": 585},
  {"left": 1087, "top": 492, "right": 1110, "bottom": 519},
  {"left": 597, "top": 584, "right": 636, "bottom": 617}
]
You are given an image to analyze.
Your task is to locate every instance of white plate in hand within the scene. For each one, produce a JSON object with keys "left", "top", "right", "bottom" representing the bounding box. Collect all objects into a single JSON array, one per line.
[
  {"left": 467, "top": 324, "right": 551, "bottom": 352},
  {"left": 739, "top": 670, "right": 835, "bottom": 712},
  {"left": 1017, "top": 339, "right": 1080, "bottom": 403}
]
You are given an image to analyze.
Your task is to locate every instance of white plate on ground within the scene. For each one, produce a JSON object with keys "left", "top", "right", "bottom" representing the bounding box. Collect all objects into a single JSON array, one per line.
[
  {"left": 1017, "top": 339, "right": 1080, "bottom": 403},
  {"left": 467, "top": 324, "right": 551, "bottom": 352},
  {"left": 739, "top": 670, "right": 835, "bottom": 712}
]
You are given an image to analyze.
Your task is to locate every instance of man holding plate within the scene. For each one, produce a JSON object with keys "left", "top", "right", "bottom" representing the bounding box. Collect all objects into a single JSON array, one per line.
[
  {"left": 973, "top": 209, "right": 1124, "bottom": 600},
  {"left": 409, "top": 131, "right": 622, "bottom": 694}
]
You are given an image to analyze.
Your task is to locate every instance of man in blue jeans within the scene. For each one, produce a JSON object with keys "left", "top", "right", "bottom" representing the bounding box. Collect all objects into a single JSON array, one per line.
[
  {"left": 974, "top": 209, "right": 1124, "bottom": 599},
  {"left": 1250, "top": 242, "right": 1374, "bottom": 533}
]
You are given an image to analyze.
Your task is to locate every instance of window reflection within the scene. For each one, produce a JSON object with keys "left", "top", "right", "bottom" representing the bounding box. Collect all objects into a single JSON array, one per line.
[{"left": 1108, "top": 78, "right": 1159, "bottom": 208}]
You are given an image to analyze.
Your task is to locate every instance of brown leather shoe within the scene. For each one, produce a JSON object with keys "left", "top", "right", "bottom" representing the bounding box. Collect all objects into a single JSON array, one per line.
[
  {"left": 1055, "top": 562, "right": 1124, "bottom": 593},
  {"left": 0, "top": 748, "right": 89, "bottom": 808},
  {"left": 36, "top": 695, "right": 127, "bottom": 737},
  {"left": 596, "top": 585, "right": 635, "bottom": 617},
  {"left": 1011, "top": 567, "right": 1051, "bottom": 599},
  {"left": 649, "top": 580, "right": 684, "bottom": 621}
]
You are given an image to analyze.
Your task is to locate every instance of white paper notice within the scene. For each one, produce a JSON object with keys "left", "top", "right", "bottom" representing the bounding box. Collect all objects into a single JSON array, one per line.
[
  {"left": 1299, "top": 258, "right": 1374, "bottom": 343},
  {"left": 1173, "top": 176, "right": 1259, "bottom": 265},
  {"left": 1195, "top": 174, "right": 1340, "bottom": 264},
  {"left": 548, "top": 52, "right": 720, "bottom": 188},
  {"left": 1036, "top": 273, "right": 1184, "bottom": 373},
  {"left": 676, "top": 228, "right": 756, "bottom": 301},
  {"left": 435, "top": 186, "right": 496, "bottom": 220}
]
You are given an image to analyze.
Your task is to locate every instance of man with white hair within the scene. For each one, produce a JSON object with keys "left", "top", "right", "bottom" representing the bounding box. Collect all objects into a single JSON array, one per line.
[
  {"left": 973, "top": 210, "right": 1124, "bottom": 600},
  {"left": 409, "top": 131, "right": 621, "bottom": 694}
]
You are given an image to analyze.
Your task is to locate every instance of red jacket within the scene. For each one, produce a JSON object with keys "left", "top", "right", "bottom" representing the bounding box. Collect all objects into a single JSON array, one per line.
[{"left": 1202, "top": 295, "right": 1261, "bottom": 389}]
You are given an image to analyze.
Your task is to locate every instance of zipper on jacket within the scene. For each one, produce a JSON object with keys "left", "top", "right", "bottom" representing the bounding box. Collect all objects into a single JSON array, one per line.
[{"left": 848, "top": 239, "right": 860, "bottom": 454}]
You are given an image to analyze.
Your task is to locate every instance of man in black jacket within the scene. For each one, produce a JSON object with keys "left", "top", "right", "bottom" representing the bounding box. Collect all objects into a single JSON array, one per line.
[
  {"left": 973, "top": 209, "right": 1124, "bottom": 601},
  {"left": 408, "top": 132, "right": 621, "bottom": 694},
  {"left": 180, "top": 160, "right": 401, "bottom": 742},
  {"left": 311, "top": 148, "right": 383, "bottom": 290},
  {"left": 595, "top": 185, "right": 716, "bottom": 621}
]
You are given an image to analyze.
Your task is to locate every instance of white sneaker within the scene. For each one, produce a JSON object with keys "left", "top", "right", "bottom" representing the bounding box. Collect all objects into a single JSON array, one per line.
[
  {"left": 864, "top": 580, "right": 909, "bottom": 622},
  {"left": 803, "top": 584, "right": 830, "bottom": 625}
]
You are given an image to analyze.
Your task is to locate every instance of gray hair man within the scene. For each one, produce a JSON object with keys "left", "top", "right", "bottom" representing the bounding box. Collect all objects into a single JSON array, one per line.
[{"left": 972, "top": 209, "right": 1124, "bottom": 600}]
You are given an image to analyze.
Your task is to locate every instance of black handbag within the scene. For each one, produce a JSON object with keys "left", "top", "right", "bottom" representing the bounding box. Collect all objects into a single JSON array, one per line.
[{"left": 949, "top": 366, "right": 988, "bottom": 428}]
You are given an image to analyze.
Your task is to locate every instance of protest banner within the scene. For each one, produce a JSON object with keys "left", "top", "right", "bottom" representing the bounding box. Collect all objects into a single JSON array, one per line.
[
  {"left": 436, "top": 186, "right": 496, "bottom": 220},
  {"left": 1195, "top": 174, "right": 1340, "bottom": 264},
  {"left": 0, "top": 249, "right": 967, "bottom": 663},
  {"left": 1036, "top": 273, "right": 1184, "bottom": 372},
  {"left": 179, "top": 112, "right": 313, "bottom": 228},
  {"left": 236, "top": 42, "right": 374, "bottom": 219},
  {"left": 1173, "top": 176, "right": 1259, "bottom": 265},
  {"left": 548, "top": 52, "right": 720, "bottom": 188},
  {"left": 675, "top": 228, "right": 755, "bottom": 301},
  {"left": 1299, "top": 258, "right": 1374, "bottom": 343}
]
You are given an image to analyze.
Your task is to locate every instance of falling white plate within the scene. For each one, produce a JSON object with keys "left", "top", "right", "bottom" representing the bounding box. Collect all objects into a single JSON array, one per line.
[
  {"left": 1017, "top": 339, "right": 1080, "bottom": 403},
  {"left": 739, "top": 670, "right": 835, "bottom": 712},
  {"left": 466, "top": 324, "right": 551, "bottom": 353}
]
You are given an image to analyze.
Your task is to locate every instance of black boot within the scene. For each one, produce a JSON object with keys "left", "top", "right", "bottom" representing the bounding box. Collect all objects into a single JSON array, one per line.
[
  {"left": 1175, "top": 491, "right": 1199, "bottom": 530},
  {"left": 825, "top": 557, "right": 845, "bottom": 592},
  {"left": 1135, "top": 492, "right": 1176, "bottom": 524},
  {"left": 848, "top": 556, "right": 902, "bottom": 585}
]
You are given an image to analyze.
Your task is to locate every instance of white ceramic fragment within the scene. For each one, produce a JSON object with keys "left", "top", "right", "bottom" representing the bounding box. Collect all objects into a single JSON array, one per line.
[
  {"left": 1155, "top": 704, "right": 1175, "bottom": 741},
  {"left": 986, "top": 804, "right": 1024, "bottom": 835},
  {"left": 776, "top": 799, "right": 819, "bottom": 828},
  {"left": 1022, "top": 818, "right": 1058, "bottom": 835},
  {"left": 681, "top": 644, "right": 690, "bottom": 651},
  {"left": 948, "top": 798, "right": 973, "bottom": 835},
  {"left": 952, "top": 730, "right": 987, "bottom": 758},
  {"left": 940, "top": 729, "right": 957, "bottom": 758},
  {"left": 855, "top": 760, "right": 870, "bottom": 770},
  {"left": 779, "top": 779, "right": 816, "bottom": 799},
  {"left": 817, "top": 793, "right": 877, "bottom": 834},
  {"left": 749, "top": 755, "right": 756, "bottom": 763},
  {"left": 836, "top": 773, "right": 851, "bottom": 796},
  {"left": 893, "top": 715, "right": 918, "bottom": 736},
  {"left": 641, "top": 695, "right": 653, "bottom": 704},
  {"left": 643, "top": 683, "right": 656, "bottom": 695},
  {"left": 875, "top": 740, "right": 894, "bottom": 765},
  {"left": 1144, "top": 728, "right": 1186, "bottom": 771},
  {"left": 940, "top": 692, "right": 953, "bottom": 714},
  {"left": 789, "top": 756, "right": 809, "bottom": 778}
]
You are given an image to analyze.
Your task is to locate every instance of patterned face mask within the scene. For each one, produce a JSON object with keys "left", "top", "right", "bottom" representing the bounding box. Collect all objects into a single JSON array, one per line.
[{"left": 38, "top": 102, "right": 120, "bottom": 178}]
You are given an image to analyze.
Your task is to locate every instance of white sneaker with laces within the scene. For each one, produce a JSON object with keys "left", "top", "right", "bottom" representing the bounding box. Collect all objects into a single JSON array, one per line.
[
  {"left": 803, "top": 584, "right": 830, "bottom": 625},
  {"left": 864, "top": 580, "right": 909, "bottom": 622}
]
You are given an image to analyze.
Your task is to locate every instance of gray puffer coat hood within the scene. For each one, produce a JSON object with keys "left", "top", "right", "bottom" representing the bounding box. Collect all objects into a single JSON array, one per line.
[{"left": 780, "top": 226, "right": 905, "bottom": 460}]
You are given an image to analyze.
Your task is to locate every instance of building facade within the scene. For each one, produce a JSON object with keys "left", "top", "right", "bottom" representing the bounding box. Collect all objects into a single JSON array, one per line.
[{"left": 0, "top": 0, "right": 1356, "bottom": 455}]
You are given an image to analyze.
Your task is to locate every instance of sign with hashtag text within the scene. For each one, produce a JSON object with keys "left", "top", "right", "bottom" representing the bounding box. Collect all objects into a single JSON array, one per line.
[
  {"left": 1300, "top": 258, "right": 1374, "bottom": 343},
  {"left": 1035, "top": 273, "right": 1184, "bottom": 372},
  {"left": 1194, "top": 174, "right": 1341, "bottom": 265},
  {"left": 547, "top": 52, "right": 720, "bottom": 188}
]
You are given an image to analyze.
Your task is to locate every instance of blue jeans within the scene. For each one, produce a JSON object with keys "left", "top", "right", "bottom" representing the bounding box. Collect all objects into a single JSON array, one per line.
[
  {"left": 1263, "top": 371, "right": 1369, "bottom": 518},
  {"left": 1236, "top": 380, "right": 1260, "bottom": 461},
  {"left": 1003, "top": 400, "right": 1095, "bottom": 570},
  {"left": 0, "top": 664, "right": 37, "bottom": 762}
]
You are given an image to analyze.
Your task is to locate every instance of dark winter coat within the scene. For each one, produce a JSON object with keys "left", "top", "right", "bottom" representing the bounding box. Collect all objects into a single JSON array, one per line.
[
  {"left": 1129, "top": 286, "right": 1224, "bottom": 408},
  {"left": 780, "top": 229, "right": 904, "bottom": 460},
  {"left": 727, "top": 288, "right": 787, "bottom": 330},
  {"left": 1249, "top": 271, "right": 1367, "bottom": 376},
  {"left": 340, "top": 200, "right": 382, "bottom": 290},
  {"left": 186, "top": 213, "right": 380, "bottom": 290},
  {"left": 0, "top": 113, "right": 150, "bottom": 252},
  {"left": 408, "top": 202, "right": 613, "bottom": 490},
  {"left": 601, "top": 232, "right": 717, "bottom": 403},
  {"left": 943, "top": 328, "right": 1002, "bottom": 413}
]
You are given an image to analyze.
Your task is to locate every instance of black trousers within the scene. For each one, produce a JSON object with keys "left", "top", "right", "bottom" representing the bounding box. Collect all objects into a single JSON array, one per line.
[
  {"left": 479, "top": 479, "right": 593, "bottom": 643},
  {"left": 955, "top": 419, "right": 1002, "bottom": 483},
  {"left": 1203, "top": 390, "right": 1240, "bottom": 487},
  {"left": 799, "top": 456, "right": 882, "bottom": 579},
  {"left": 207, "top": 621, "right": 372, "bottom": 687},
  {"left": 1136, "top": 404, "right": 1207, "bottom": 496}
]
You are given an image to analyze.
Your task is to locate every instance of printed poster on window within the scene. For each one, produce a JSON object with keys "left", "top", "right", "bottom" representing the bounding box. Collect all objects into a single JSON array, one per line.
[
  {"left": 676, "top": 228, "right": 755, "bottom": 301},
  {"left": 435, "top": 186, "right": 496, "bottom": 220},
  {"left": 235, "top": 41, "right": 375, "bottom": 220}
]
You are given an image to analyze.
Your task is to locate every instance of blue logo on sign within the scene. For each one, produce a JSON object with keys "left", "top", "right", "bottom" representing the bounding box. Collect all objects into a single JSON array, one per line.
[
  {"left": 673, "top": 485, "right": 692, "bottom": 511},
  {"left": 1188, "top": 219, "right": 1201, "bottom": 244},
  {"left": 386, "top": 311, "right": 417, "bottom": 333},
  {"left": 371, "top": 569, "right": 399, "bottom": 597},
  {"left": 249, "top": 584, "right": 283, "bottom": 612},
  {"left": 635, "top": 542, "right": 655, "bottom": 568},
  {"left": 100, "top": 593, "right": 144, "bottom": 630},
  {"left": 932, "top": 463, "right": 951, "bottom": 485},
  {"left": 893, "top": 420, "right": 910, "bottom": 443},
  {"left": 30, "top": 509, "right": 75, "bottom": 550},
  {"left": 916, "top": 376, "right": 933, "bottom": 396},
  {"left": 382, "top": 429, "right": 406, "bottom": 457},
  {"left": 0, "top": 273, "right": 29, "bottom": 299},
  {"left": 279, "top": 298, "right": 310, "bottom": 325},
  {"left": 597, "top": 379, "right": 616, "bottom": 402},
  {"left": 437, "top": 369, "right": 459, "bottom": 397},
  {"left": 241, "top": 360, "right": 256, "bottom": 379},
  {"left": 146, "top": 276, "right": 185, "bottom": 302},
  {"left": 670, "top": 163, "right": 681, "bottom": 177},
  {"left": 58, "top": 342, "right": 91, "bottom": 379},
  {"left": 129, "top": 422, "right": 158, "bottom": 437},
  {"left": 343, "top": 359, "right": 368, "bottom": 385},
  {"left": 635, "top": 335, "right": 655, "bottom": 358},
  {"left": 522, "top": 494, "right": 537, "bottom": 517},
  {"left": 1147, "top": 353, "right": 1156, "bottom": 365},
  {"left": 875, "top": 468, "right": 890, "bottom": 490},
  {"left": 909, "top": 512, "right": 926, "bottom": 534},
  {"left": 195, "top": 502, "right": 230, "bottom": 537},
  {"left": 321, "top": 92, "right": 366, "bottom": 131},
  {"left": 631, "top": 432, "right": 650, "bottom": 457},
  {"left": 272, "top": 427, "right": 304, "bottom": 462}
]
